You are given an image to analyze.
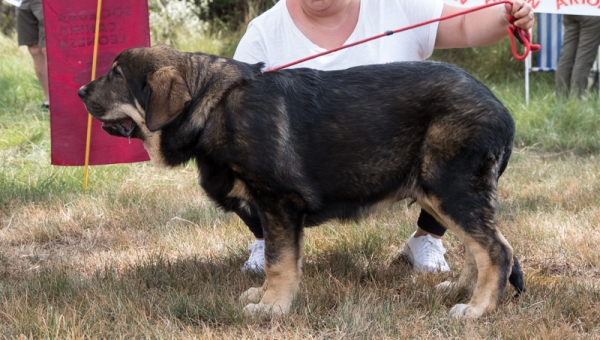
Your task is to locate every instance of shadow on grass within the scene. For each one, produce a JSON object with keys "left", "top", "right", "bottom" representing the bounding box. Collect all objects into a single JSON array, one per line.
[
  {"left": 4, "top": 233, "right": 585, "bottom": 338},
  {"left": 0, "top": 237, "right": 434, "bottom": 332}
]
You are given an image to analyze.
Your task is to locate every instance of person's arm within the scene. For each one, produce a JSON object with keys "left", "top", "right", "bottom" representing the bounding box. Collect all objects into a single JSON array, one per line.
[{"left": 434, "top": 0, "right": 534, "bottom": 49}]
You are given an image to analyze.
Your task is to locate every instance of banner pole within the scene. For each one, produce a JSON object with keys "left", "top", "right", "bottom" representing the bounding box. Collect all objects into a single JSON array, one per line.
[{"left": 83, "top": 0, "right": 103, "bottom": 191}]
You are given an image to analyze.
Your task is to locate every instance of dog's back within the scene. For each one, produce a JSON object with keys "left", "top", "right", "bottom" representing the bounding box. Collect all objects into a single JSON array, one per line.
[{"left": 224, "top": 61, "right": 514, "bottom": 225}]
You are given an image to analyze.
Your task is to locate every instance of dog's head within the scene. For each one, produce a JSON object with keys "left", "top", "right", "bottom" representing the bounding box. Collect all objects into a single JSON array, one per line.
[
  {"left": 78, "top": 45, "right": 193, "bottom": 165},
  {"left": 79, "top": 45, "right": 191, "bottom": 135},
  {"left": 78, "top": 45, "right": 255, "bottom": 166}
]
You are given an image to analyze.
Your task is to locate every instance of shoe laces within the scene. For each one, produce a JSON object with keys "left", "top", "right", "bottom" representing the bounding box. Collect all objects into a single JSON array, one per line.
[
  {"left": 247, "top": 241, "right": 264, "bottom": 263},
  {"left": 419, "top": 236, "right": 446, "bottom": 261}
]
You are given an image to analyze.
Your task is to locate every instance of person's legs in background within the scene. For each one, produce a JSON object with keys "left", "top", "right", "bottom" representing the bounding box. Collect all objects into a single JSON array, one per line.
[
  {"left": 555, "top": 15, "right": 579, "bottom": 98},
  {"left": 568, "top": 16, "right": 600, "bottom": 99},
  {"left": 16, "top": 0, "right": 49, "bottom": 108},
  {"left": 28, "top": 44, "right": 49, "bottom": 107}
]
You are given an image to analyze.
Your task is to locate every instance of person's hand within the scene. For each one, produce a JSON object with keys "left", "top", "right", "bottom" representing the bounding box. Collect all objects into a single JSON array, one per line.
[{"left": 505, "top": 0, "right": 535, "bottom": 30}]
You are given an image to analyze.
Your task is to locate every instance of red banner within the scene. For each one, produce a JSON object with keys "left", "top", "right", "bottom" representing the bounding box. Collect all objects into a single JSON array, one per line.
[{"left": 43, "top": 0, "right": 150, "bottom": 165}]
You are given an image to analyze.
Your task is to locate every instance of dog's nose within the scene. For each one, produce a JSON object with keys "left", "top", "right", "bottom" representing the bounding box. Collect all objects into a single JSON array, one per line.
[{"left": 78, "top": 86, "right": 87, "bottom": 99}]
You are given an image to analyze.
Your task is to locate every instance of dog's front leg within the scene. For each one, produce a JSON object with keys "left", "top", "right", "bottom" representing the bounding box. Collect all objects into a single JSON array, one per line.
[{"left": 241, "top": 208, "right": 303, "bottom": 317}]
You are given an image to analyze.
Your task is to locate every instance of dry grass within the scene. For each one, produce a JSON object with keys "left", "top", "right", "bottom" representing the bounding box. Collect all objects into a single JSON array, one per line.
[{"left": 2, "top": 150, "right": 600, "bottom": 339}]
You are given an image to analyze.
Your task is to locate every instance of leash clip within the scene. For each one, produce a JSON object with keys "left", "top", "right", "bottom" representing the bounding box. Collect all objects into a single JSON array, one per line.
[{"left": 507, "top": 15, "right": 541, "bottom": 61}]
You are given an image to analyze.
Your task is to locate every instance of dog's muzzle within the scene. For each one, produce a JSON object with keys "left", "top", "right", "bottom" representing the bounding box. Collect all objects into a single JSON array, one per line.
[
  {"left": 77, "top": 86, "right": 88, "bottom": 100},
  {"left": 101, "top": 119, "right": 137, "bottom": 138}
]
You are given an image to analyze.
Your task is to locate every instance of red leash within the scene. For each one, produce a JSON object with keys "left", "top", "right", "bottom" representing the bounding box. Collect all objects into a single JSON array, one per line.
[
  {"left": 508, "top": 15, "right": 540, "bottom": 60},
  {"left": 264, "top": 0, "right": 540, "bottom": 72}
]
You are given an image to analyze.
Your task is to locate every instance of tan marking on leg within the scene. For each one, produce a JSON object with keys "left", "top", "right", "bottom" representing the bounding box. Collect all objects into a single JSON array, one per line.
[
  {"left": 455, "top": 245, "right": 478, "bottom": 295},
  {"left": 243, "top": 239, "right": 303, "bottom": 316},
  {"left": 450, "top": 239, "right": 497, "bottom": 318},
  {"left": 418, "top": 195, "right": 511, "bottom": 318},
  {"left": 458, "top": 230, "right": 514, "bottom": 318}
]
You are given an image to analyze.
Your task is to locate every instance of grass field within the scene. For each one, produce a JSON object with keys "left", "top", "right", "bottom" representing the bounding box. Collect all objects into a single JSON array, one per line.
[{"left": 1, "top": 29, "right": 600, "bottom": 339}]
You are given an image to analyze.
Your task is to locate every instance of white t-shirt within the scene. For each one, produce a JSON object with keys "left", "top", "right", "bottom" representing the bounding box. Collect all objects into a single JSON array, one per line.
[
  {"left": 6, "top": 0, "right": 24, "bottom": 7},
  {"left": 233, "top": 0, "right": 445, "bottom": 71}
]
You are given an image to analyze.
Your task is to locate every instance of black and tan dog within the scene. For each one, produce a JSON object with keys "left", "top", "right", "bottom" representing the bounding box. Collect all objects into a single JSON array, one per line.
[{"left": 78, "top": 45, "right": 523, "bottom": 318}]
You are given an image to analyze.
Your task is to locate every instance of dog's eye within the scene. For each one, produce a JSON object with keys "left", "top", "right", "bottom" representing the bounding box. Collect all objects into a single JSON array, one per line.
[{"left": 112, "top": 70, "right": 122, "bottom": 78}]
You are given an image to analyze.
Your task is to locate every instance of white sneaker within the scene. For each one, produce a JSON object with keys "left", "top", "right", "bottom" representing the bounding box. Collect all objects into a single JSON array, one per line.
[
  {"left": 402, "top": 232, "right": 450, "bottom": 273},
  {"left": 241, "top": 240, "right": 265, "bottom": 274}
]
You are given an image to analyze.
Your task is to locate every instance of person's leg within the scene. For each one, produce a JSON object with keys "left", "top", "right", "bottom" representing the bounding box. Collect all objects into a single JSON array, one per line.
[
  {"left": 28, "top": 45, "right": 49, "bottom": 106},
  {"left": 236, "top": 206, "right": 266, "bottom": 274},
  {"left": 402, "top": 210, "right": 450, "bottom": 273},
  {"left": 555, "top": 15, "right": 580, "bottom": 97},
  {"left": 17, "top": 0, "right": 49, "bottom": 107},
  {"left": 569, "top": 16, "right": 600, "bottom": 98},
  {"left": 416, "top": 210, "right": 446, "bottom": 237},
  {"left": 29, "top": 0, "right": 49, "bottom": 106}
]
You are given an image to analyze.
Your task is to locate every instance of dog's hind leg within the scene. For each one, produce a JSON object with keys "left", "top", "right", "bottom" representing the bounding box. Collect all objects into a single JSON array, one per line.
[
  {"left": 241, "top": 197, "right": 304, "bottom": 317},
  {"left": 419, "top": 193, "right": 514, "bottom": 318},
  {"left": 451, "top": 230, "right": 513, "bottom": 318},
  {"left": 418, "top": 152, "right": 516, "bottom": 319}
]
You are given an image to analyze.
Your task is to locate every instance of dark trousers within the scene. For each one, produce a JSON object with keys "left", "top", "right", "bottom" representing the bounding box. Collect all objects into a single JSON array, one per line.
[
  {"left": 556, "top": 15, "right": 600, "bottom": 98},
  {"left": 244, "top": 209, "right": 446, "bottom": 239}
]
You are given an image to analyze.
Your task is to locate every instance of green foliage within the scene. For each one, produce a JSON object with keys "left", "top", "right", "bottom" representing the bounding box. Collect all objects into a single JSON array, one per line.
[
  {"left": 0, "top": 1, "right": 16, "bottom": 36},
  {"left": 191, "top": 0, "right": 276, "bottom": 27},
  {"left": 431, "top": 38, "right": 524, "bottom": 83},
  {"left": 148, "top": 0, "right": 209, "bottom": 47}
]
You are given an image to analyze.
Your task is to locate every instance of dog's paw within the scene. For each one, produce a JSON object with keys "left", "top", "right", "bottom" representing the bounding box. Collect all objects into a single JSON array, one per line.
[
  {"left": 239, "top": 287, "right": 262, "bottom": 304},
  {"left": 449, "top": 303, "right": 484, "bottom": 318},
  {"left": 243, "top": 303, "right": 285, "bottom": 317},
  {"left": 435, "top": 281, "right": 455, "bottom": 294}
]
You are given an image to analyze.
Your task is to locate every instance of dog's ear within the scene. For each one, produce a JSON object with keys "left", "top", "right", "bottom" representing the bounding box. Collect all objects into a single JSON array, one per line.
[{"left": 145, "top": 66, "right": 191, "bottom": 132}]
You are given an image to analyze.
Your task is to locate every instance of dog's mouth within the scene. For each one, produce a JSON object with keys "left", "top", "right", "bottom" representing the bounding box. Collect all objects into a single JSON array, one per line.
[{"left": 101, "top": 118, "right": 138, "bottom": 138}]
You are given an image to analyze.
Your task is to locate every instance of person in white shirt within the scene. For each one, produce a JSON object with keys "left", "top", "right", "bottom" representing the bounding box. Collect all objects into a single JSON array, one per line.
[{"left": 233, "top": 0, "right": 534, "bottom": 275}]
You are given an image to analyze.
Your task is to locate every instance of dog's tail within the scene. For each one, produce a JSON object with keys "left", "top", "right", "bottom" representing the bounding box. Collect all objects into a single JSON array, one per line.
[{"left": 509, "top": 255, "right": 525, "bottom": 297}]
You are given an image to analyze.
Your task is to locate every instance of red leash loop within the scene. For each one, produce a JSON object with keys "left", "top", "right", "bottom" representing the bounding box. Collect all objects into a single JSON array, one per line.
[
  {"left": 507, "top": 16, "right": 541, "bottom": 61},
  {"left": 264, "top": 0, "right": 540, "bottom": 72}
]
